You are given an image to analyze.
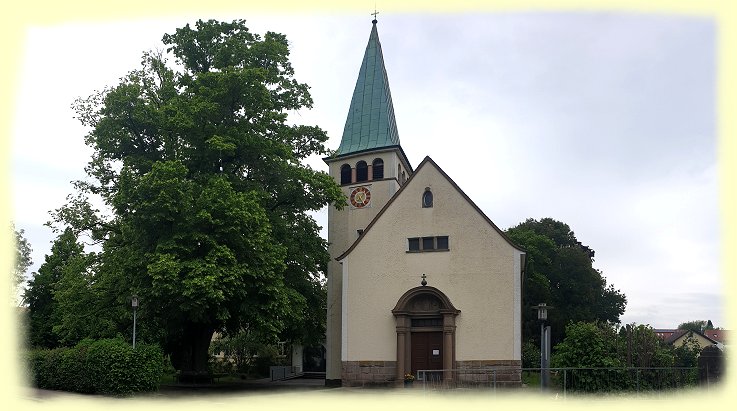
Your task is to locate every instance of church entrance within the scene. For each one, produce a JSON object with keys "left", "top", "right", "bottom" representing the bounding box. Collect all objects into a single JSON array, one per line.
[
  {"left": 411, "top": 331, "right": 443, "bottom": 380},
  {"left": 392, "top": 286, "right": 460, "bottom": 383}
]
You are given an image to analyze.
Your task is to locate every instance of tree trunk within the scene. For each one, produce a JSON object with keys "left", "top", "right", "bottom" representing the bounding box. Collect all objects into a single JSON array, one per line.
[{"left": 170, "top": 323, "right": 215, "bottom": 375}]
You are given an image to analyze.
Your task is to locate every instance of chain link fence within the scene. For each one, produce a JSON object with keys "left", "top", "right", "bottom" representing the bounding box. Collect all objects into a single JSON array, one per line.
[{"left": 417, "top": 366, "right": 702, "bottom": 395}]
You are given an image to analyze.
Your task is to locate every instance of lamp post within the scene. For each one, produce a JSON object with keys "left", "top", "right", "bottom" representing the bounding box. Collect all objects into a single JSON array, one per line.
[
  {"left": 532, "top": 303, "right": 553, "bottom": 390},
  {"left": 131, "top": 295, "right": 138, "bottom": 349}
]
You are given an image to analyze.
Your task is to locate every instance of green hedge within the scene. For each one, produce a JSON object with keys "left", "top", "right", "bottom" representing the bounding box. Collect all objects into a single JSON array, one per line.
[{"left": 27, "top": 338, "right": 164, "bottom": 396}]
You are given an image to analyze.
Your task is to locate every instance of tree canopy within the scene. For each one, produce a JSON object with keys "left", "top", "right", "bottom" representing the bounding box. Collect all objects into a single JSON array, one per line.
[
  {"left": 678, "top": 320, "right": 714, "bottom": 333},
  {"left": 47, "top": 19, "right": 343, "bottom": 373},
  {"left": 505, "top": 218, "right": 627, "bottom": 347},
  {"left": 24, "top": 228, "right": 97, "bottom": 348}
]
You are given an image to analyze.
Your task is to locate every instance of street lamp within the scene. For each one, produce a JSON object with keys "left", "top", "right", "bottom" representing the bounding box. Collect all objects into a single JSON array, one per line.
[
  {"left": 532, "top": 303, "right": 553, "bottom": 390},
  {"left": 131, "top": 295, "right": 139, "bottom": 349}
]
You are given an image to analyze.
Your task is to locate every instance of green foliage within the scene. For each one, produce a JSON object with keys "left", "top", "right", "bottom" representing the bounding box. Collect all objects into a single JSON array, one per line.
[
  {"left": 210, "top": 329, "right": 289, "bottom": 377},
  {"left": 505, "top": 218, "right": 626, "bottom": 347},
  {"left": 619, "top": 324, "right": 674, "bottom": 368},
  {"left": 552, "top": 321, "right": 698, "bottom": 392},
  {"left": 677, "top": 320, "right": 710, "bottom": 333},
  {"left": 210, "top": 329, "right": 262, "bottom": 374},
  {"left": 24, "top": 229, "right": 113, "bottom": 348},
  {"left": 49, "top": 19, "right": 343, "bottom": 373},
  {"left": 553, "top": 322, "right": 624, "bottom": 369},
  {"left": 521, "top": 340, "right": 541, "bottom": 369},
  {"left": 254, "top": 344, "right": 283, "bottom": 377},
  {"left": 27, "top": 338, "right": 164, "bottom": 395},
  {"left": 24, "top": 229, "right": 84, "bottom": 348},
  {"left": 552, "top": 322, "right": 628, "bottom": 392},
  {"left": 673, "top": 333, "right": 701, "bottom": 368}
]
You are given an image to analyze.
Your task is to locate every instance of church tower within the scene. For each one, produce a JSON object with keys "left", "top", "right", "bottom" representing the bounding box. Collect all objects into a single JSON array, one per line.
[{"left": 323, "top": 18, "right": 412, "bottom": 386}]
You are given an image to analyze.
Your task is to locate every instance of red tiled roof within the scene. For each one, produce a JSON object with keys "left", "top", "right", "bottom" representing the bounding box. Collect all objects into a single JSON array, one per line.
[
  {"left": 654, "top": 329, "right": 677, "bottom": 340},
  {"left": 703, "top": 329, "right": 727, "bottom": 343}
]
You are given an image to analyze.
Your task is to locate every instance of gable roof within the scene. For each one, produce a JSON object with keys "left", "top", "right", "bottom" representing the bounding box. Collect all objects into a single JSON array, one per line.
[
  {"left": 336, "top": 156, "right": 526, "bottom": 261},
  {"left": 336, "top": 20, "right": 401, "bottom": 157},
  {"left": 665, "top": 329, "right": 719, "bottom": 345},
  {"left": 703, "top": 329, "right": 727, "bottom": 343}
]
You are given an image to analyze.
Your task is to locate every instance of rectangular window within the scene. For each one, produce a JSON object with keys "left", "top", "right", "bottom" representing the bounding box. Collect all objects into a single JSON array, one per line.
[
  {"left": 408, "top": 238, "right": 420, "bottom": 251},
  {"left": 422, "top": 237, "right": 435, "bottom": 250},
  {"left": 411, "top": 318, "right": 443, "bottom": 327},
  {"left": 407, "top": 236, "right": 450, "bottom": 252}
]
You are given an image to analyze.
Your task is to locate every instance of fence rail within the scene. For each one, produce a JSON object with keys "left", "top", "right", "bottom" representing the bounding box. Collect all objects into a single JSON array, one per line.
[
  {"left": 270, "top": 365, "right": 300, "bottom": 381},
  {"left": 417, "top": 367, "right": 701, "bottom": 394}
]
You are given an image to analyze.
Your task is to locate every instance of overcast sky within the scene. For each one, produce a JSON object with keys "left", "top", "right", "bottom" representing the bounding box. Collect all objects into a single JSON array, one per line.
[{"left": 11, "top": 12, "right": 721, "bottom": 329}]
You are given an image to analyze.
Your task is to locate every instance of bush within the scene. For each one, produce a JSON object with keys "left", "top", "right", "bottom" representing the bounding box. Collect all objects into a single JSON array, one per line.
[
  {"left": 26, "top": 338, "right": 164, "bottom": 396},
  {"left": 522, "top": 341, "right": 541, "bottom": 368},
  {"left": 254, "top": 345, "right": 279, "bottom": 377}
]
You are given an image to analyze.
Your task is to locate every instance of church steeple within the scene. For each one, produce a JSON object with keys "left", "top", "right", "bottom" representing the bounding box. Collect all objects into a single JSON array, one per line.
[{"left": 336, "top": 19, "right": 400, "bottom": 156}]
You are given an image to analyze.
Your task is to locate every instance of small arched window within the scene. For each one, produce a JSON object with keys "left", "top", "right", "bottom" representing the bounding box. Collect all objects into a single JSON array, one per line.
[
  {"left": 372, "top": 158, "right": 384, "bottom": 180},
  {"left": 340, "top": 164, "right": 352, "bottom": 185},
  {"left": 422, "top": 188, "right": 433, "bottom": 208},
  {"left": 356, "top": 161, "right": 368, "bottom": 182}
]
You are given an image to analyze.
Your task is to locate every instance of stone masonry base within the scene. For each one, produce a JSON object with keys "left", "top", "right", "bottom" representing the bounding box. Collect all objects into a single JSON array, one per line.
[
  {"left": 342, "top": 361, "right": 397, "bottom": 387},
  {"left": 455, "top": 360, "right": 522, "bottom": 387},
  {"left": 341, "top": 360, "right": 521, "bottom": 387}
]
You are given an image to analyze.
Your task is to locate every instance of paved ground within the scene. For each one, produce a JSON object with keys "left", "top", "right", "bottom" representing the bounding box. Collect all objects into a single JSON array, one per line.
[{"left": 23, "top": 377, "right": 350, "bottom": 401}]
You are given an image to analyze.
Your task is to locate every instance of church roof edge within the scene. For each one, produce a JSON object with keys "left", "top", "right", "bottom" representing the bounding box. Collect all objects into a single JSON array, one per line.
[
  {"left": 323, "top": 144, "right": 414, "bottom": 173},
  {"left": 336, "top": 156, "right": 526, "bottom": 261}
]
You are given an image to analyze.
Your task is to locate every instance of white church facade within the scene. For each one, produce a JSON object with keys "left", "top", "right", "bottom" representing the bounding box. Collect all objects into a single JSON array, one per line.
[{"left": 323, "top": 19, "right": 525, "bottom": 387}]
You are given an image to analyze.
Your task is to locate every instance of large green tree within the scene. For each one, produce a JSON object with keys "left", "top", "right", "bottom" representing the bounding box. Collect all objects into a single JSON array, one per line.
[
  {"left": 53, "top": 19, "right": 343, "bottom": 373},
  {"left": 505, "top": 218, "right": 626, "bottom": 347},
  {"left": 24, "top": 228, "right": 84, "bottom": 348}
]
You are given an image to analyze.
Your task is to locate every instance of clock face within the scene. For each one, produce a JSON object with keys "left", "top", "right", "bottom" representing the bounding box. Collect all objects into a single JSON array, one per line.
[{"left": 350, "top": 186, "right": 371, "bottom": 208}]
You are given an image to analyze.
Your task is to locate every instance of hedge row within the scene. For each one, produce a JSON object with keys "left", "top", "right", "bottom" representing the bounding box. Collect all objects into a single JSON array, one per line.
[{"left": 27, "top": 338, "right": 164, "bottom": 396}]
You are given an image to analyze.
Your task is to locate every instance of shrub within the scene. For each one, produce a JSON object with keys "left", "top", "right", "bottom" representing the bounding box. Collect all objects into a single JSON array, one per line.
[
  {"left": 254, "top": 344, "right": 279, "bottom": 377},
  {"left": 522, "top": 341, "right": 541, "bottom": 368},
  {"left": 26, "top": 338, "right": 164, "bottom": 396}
]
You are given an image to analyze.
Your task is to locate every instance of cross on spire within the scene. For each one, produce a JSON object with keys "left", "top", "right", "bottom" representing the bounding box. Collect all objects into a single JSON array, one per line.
[{"left": 371, "top": 9, "right": 379, "bottom": 24}]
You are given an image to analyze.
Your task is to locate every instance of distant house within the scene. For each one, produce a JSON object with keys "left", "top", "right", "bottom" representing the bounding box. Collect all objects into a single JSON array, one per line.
[
  {"left": 703, "top": 329, "right": 727, "bottom": 344},
  {"left": 654, "top": 329, "right": 677, "bottom": 340},
  {"left": 703, "top": 329, "right": 728, "bottom": 350},
  {"left": 664, "top": 329, "right": 719, "bottom": 351}
]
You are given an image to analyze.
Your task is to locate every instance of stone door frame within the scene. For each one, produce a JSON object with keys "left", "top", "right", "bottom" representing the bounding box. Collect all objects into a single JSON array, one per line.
[{"left": 391, "top": 286, "right": 460, "bottom": 382}]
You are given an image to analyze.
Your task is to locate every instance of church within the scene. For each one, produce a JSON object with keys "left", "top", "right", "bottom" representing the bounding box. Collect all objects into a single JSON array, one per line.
[{"left": 323, "top": 19, "right": 525, "bottom": 387}]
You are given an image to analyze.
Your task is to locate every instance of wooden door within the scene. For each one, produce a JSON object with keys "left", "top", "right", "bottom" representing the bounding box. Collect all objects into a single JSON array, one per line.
[{"left": 411, "top": 332, "right": 443, "bottom": 379}]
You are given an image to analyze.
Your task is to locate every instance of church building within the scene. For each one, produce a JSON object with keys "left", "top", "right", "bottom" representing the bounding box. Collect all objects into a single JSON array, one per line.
[{"left": 323, "top": 19, "right": 525, "bottom": 387}]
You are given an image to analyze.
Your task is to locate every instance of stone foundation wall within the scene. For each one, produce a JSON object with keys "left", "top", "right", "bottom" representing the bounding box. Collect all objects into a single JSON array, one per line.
[
  {"left": 342, "top": 361, "right": 397, "bottom": 387},
  {"left": 455, "top": 360, "right": 522, "bottom": 387}
]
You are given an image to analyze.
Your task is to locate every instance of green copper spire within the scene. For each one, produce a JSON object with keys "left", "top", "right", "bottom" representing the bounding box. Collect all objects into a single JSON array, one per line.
[{"left": 336, "top": 19, "right": 400, "bottom": 156}]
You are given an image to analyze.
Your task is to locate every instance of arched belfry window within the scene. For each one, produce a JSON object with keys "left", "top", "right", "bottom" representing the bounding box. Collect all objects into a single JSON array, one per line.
[
  {"left": 372, "top": 158, "right": 384, "bottom": 180},
  {"left": 356, "top": 161, "right": 368, "bottom": 182},
  {"left": 340, "top": 164, "right": 352, "bottom": 185},
  {"left": 422, "top": 188, "right": 433, "bottom": 208}
]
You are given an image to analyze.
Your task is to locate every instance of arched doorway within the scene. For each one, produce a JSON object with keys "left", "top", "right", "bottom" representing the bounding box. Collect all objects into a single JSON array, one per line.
[{"left": 392, "top": 286, "right": 460, "bottom": 382}]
